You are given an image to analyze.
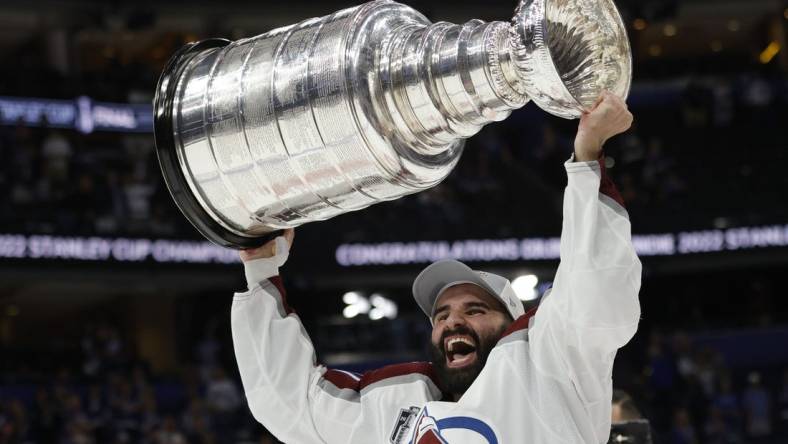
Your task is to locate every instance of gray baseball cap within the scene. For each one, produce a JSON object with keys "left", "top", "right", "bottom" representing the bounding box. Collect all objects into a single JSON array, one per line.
[{"left": 412, "top": 259, "right": 525, "bottom": 322}]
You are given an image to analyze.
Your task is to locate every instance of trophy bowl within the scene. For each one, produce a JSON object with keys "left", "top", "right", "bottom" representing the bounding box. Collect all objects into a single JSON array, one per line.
[{"left": 512, "top": 0, "right": 632, "bottom": 118}]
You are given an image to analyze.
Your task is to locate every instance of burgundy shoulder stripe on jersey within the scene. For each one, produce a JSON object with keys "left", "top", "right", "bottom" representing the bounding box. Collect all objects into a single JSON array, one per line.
[
  {"left": 360, "top": 362, "right": 438, "bottom": 390},
  {"left": 323, "top": 362, "right": 438, "bottom": 393},
  {"left": 268, "top": 276, "right": 294, "bottom": 315},
  {"left": 501, "top": 307, "right": 537, "bottom": 339},
  {"left": 598, "top": 156, "right": 625, "bottom": 208},
  {"left": 323, "top": 369, "right": 361, "bottom": 391}
]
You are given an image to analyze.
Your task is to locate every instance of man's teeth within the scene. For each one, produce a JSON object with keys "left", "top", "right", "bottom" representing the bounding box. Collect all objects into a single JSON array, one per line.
[{"left": 447, "top": 337, "right": 474, "bottom": 352}]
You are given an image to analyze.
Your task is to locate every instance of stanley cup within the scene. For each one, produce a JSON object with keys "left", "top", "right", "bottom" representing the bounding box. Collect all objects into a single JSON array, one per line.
[{"left": 154, "top": 0, "right": 632, "bottom": 248}]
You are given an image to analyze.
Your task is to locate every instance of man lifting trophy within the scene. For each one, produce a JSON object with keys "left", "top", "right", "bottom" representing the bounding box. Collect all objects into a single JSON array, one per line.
[
  {"left": 153, "top": 0, "right": 631, "bottom": 248},
  {"left": 154, "top": 1, "right": 646, "bottom": 443}
]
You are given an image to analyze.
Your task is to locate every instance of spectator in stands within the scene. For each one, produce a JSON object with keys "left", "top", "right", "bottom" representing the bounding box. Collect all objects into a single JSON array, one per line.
[
  {"left": 85, "top": 383, "right": 109, "bottom": 440},
  {"left": 8, "top": 123, "right": 39, "bottom": 230},
  {"left": 611, "top": 389, "right": 644, "bottom": 423},
  {"left": 31, "top": 387, "right": 58, "bottom": 442},
  {"left": 609, "top": 390, "right": 655, "bottom": 444},
  {"left": 205, "top": 368, "right": 241, "bottom": 414},
  {"left": 0, "top": 399, "right": 28, "bottom": 443},
  {"left": 673, "top": 332, "right": 696, "bottom": 382},
  {"left": 109, "top": 377, "right": 142, "bottom": 440},
  {"left": 742, "top": 371, "right": 772, "bottom": 439},
  {"left": 196, "top": 324, "right": 222, "bottom": 381},
  {"left": 139, "top": 390, "right": 161, "bottom": 439},
  {"left": 41, "top": 129, "right": 72, "bottom": 182},
  {"left": 712, "top": 374, "right": 741, "bottom": 431},
  {"left": 779, "top": 369, "right": 788, "bottom": 439},
  {"left": 670, "top": 407, "right": 699, "bottom": 444},
  {"left": 131, "top": 366, "right": 152, "bottom": 399},
  {"left": 123, "top": 171, "right": 155, "bottom": 232},
  {"left": 62, "top": 393, "right": 92, "bottom": 440},
  {"left": 704, "top": 406, "right": 741, "bottom": 444},
  {"left": 205, "top": 367, "right": 242, "bottom": 436},
  {"left": 180, "top": 397, "right": 211, "bottom": 438},
  {"left": 81, "top": 324, "right": 103, "bottom": 379},
  {"left": 646, "top": 332, "right": 679, "bottom": 429},
  {"left": 155, "top": 416, "right": 187, "bottom": 444}
]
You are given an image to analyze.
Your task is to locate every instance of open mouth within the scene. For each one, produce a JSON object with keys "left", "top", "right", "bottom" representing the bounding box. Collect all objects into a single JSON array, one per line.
[{"left": 444, "top": 335, "right": 478, "bottom": 369}]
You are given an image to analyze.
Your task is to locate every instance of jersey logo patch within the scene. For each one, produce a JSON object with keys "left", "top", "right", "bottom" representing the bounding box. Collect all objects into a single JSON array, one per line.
[
  {"left": 411, "top": 408, "right": 498, "bottom": 444},
  {"left": 390, "top": 406, "right": 421, "bottom": 444}
]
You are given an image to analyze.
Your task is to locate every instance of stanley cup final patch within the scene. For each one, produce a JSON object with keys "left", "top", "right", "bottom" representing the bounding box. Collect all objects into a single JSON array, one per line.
[{"left": 390, "top": 406, "right": 421, "bottom": 444}]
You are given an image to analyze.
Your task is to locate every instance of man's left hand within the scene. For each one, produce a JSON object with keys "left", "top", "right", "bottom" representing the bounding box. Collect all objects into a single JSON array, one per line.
[{"left": 574, "top": 91, "right": 633, "bottom": 162}]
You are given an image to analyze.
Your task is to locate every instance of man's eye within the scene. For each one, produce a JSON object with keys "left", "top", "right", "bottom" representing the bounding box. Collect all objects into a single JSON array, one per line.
[{"left": 467, "top": 309, "right": 484, "bottom": 315}]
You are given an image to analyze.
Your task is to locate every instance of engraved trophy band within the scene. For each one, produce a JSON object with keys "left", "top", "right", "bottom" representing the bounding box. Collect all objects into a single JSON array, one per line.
[{"left": 153, "top": 0, "right": 632, "bottom": 248}]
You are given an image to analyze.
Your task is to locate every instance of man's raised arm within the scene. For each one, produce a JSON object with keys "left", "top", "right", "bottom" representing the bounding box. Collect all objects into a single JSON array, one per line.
[
  {"left": 231, "top": 230, "right": 360, "bottom": 443},
  {"left": 528, "top": 92, "right": 642, "bottom": 442}
]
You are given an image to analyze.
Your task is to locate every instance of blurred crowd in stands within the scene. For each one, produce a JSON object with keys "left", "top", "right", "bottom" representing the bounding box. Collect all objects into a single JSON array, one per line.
[
  {"left": 616, "top": 330, "right": 788, "bottom": 444},
  {"left": 0, "top": 125, "right": 184, "bottom": 238},
  {"left": 1, "top": 73, "right": 787, "bottom": 243},
  {"left": 0, "top": 319, "right": 281, "bottom": 444}
]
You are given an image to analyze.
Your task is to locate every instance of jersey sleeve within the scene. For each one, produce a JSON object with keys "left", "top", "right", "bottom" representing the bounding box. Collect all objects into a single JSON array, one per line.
[
  {"left": 528, "top": 155, "right": 642, "bottom": 442},
  {"left": 231, "top": 241, "right": 361, "bottom": 444}
]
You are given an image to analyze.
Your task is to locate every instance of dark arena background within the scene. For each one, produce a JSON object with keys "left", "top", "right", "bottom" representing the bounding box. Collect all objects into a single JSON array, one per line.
[{"left": 1, "top": 0, "right": 787, "bottom": 443}]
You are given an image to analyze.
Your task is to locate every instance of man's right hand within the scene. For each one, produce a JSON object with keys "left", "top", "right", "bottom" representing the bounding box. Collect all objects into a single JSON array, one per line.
[
  {"left": 574, "top": 91, "right": 633, "bottom": 162},
  {"left": 239, "top": 229, "right": 295, "bottom": 263}
]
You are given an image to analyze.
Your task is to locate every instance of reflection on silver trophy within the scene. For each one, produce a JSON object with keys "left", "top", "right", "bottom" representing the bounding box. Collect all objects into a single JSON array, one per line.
[{"left": 153, "top": 0, "right": 632, "bottom": 248}]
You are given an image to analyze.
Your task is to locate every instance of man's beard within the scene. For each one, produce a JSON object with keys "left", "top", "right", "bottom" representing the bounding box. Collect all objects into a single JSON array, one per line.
[{"left": 429, "top": 324, "right": 507, "bottom": 397}]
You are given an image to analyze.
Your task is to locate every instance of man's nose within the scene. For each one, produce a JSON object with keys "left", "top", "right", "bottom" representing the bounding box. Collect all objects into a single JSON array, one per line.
[{"left": 444, "top": 311, "right": 467, "bottom": 329}]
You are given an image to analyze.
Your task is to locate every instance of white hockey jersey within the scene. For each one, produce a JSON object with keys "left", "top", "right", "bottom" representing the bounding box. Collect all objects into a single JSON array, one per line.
[{"left": 231, "top": 157, "right": 642, "bottom": 444}]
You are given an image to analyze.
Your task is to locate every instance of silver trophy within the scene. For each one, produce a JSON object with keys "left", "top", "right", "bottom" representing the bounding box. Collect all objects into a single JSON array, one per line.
[{"left": 154, "top": 0, "right": 631, "bottom": 248}]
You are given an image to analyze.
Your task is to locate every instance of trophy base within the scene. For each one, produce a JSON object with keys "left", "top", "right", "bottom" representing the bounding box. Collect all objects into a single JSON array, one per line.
[{"left": 154, "top": 38, "right": 282, "bottom": 249}]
